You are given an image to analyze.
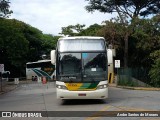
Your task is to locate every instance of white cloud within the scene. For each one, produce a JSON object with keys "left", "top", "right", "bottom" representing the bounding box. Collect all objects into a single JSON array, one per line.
[{"left": 10, "top": 0, "right": 117, "bottom": 35}]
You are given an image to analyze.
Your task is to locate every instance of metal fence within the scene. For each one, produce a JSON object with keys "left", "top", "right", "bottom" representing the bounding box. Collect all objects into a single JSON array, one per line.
[{"left": 117, "top": 68, "right": 151, "bottom": 87}]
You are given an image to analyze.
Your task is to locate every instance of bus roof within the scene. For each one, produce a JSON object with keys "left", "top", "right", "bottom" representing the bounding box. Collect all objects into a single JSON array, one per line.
[
  {"left": 58, "top": 36, "right": 105, "bottom": 41},
  {"left": 26, "top": 60, "right": 51, "bottom": 64}
]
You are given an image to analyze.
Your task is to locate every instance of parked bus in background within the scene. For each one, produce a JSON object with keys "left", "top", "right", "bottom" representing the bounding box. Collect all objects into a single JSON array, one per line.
[
  {"left": 26, "top": 60, "right": 55, "bottom": 81},
  {"left": 51, "top": 36, "right": 108, "bottom": 99}
]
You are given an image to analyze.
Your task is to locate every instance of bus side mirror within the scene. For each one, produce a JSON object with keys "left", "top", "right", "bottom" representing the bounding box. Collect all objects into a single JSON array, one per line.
[
  {"left": 51, "top": 50, "right": 56, "bottom": 64},
  {"left": 107, "top": 49, "right": 113, "bottom": 64}
]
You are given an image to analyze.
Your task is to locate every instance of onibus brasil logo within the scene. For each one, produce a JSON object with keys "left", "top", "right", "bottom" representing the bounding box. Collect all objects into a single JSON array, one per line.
[{"left": 1, "top": 112, "right": 42, "bottom": 117}]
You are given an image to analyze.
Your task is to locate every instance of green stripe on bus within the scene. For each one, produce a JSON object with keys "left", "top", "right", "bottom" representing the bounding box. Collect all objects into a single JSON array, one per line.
[
  {"left": 88, "top": 83, "right": 99, "bottom": 89},
  {"left": 79, "top": 83, "right": 98, "bottom": 89},
  {"left": 79, "top": 83, "right": 91, "bottom": 89}
]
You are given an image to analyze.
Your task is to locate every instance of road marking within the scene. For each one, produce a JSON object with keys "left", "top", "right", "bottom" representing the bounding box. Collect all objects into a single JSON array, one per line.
[
  {"left": 135, "top": 114, "right": 160, "bottom": 120},
  {"left": 85, "top": 105, "right": 111, "bottom": 120},
  {"left": 85, "top": 105, "right": 155, "bottom": 120}
]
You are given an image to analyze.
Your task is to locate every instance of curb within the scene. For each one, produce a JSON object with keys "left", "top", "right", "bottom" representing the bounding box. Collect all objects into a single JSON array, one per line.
[{"left": 116, "top": 86, "right": 160, "bottom": 91}]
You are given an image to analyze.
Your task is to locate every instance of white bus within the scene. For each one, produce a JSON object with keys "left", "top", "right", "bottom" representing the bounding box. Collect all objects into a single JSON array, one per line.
[
  {"left": 51, "top": 36, "right": 108, "bottom": 99},
  {"left": 26, "top": 60, "right": 55, "bottom": 81}
]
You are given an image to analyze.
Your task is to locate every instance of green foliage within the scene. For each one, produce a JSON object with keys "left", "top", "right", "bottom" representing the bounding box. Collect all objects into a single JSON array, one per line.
[
  {"left": 85, "top": 0, "right": 160, "bottom": 19},
  {"left": 0, "top": 18, "right": 59, "bottom": 77},
  {"left": 23, "top": 24, "right": 44, "bottom": 62},
  {"left": 0, "top": 18, "right": 29, "bottom": 77},
  {"left": 97, "top": 19, "right": 129, "bottom": 66},
  {"left": 0, "top": 0, "right": 12, "bottom": 18},
  {"left": 131, "top": 16, "right": 160, "bottom": 68},
  {"left": 59, "top": 25, "right": 74, "bottom": 36},
  {"left": 41, "top": 34, "right": 60, "bottom": 57},
  {"left": 97, "top": 20, "right": 125, "bottom": 46},
  {"left": 150, "top": 50, "right": 160, "bottom": 60},
  {"left": 60, "top": 23, "right": 102, "bottom": 36},
  {"left": 0, "top": 18, "right": 29, "bottom": 67},
  {"left": 149, "top": 57, "right": 160, "bottom": 87},
  {"left": 95, "top": 15, "right": 160, "bottom": 86},
  {"left": 85, "top": 0, "right": 160, "bottom": 68},
  {"left": 59, "top": 24, "right": 85, "bottom": 36},
  {"left": 79, "top": 24, "right": 102, "bottom": 36}
]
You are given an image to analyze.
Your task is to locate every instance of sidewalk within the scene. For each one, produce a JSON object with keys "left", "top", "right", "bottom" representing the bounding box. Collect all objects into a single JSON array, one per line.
[
  {"left": 0, "top": 82, "right": 18, "bottom": 95},
  {"left": 109, "top": 83, "right": 160, "bottom": 91},
  {"left": 0, "top": 80, "right": 55, "bottom": 95}
]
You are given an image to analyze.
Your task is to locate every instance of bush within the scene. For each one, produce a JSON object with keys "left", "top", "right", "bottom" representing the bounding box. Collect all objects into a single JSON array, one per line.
[
  {"left": 149, "top": 58, "right": 160, "bottom": 87},
  {"left": 117, "top": 75, "right": 138, "bottom": 87}
]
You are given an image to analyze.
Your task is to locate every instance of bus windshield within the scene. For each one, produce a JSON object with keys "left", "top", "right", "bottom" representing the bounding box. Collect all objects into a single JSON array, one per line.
[{"left": 58, "top": 52, "right": 107, "bottom": 82}]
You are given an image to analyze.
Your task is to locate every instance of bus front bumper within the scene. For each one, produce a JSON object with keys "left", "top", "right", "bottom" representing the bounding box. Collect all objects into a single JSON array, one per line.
[{"left": 56, "top": 88, "right": 108, "bottom": 99}]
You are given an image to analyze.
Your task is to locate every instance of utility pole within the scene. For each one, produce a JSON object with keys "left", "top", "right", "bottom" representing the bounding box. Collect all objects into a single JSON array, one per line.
[{"left": 0, "top": 72, "right": 2, "bottom": 92}]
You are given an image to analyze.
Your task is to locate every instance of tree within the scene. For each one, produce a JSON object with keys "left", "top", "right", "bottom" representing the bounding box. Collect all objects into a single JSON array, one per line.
[
  {"left": 0, "top": 18, "right": 59, "bottom": 77},
  {"left": 79, "top": 23, "right": 102, "bottom": 36},
  {"left": 23, "top": 24, "right": 44, "bottom": 62},
  {"left": 85, "top": 0, "right": 160, "bottom": 19},
  {"left": 97, "top": 19, "right": 124, "bottom": 46},
  {"left": 41, "top": 34, "right": 60, "bottom": 58},
  {"left": 0, "top": 18, "right": 29, "bottom": 77},
  {"left": 59, "top": 24, "right": 85, "bottom": 36},
  {"left": 0, "top": 0, "right": 12, "bottom": 18},
  {"left": 85, "top": 0, "right": 160, "bottom": 67},
  {"left": 131, "top": 15, "right": 160, "bottom": 66},
  {"left": 97, "top": 19, "right": 127, "bottom": 66},
  {"left": 60, "top": 24, "right": 103, "bottom": 36},
  {"left": 59, "top": 25, "right": 74, "bottom": 36}
]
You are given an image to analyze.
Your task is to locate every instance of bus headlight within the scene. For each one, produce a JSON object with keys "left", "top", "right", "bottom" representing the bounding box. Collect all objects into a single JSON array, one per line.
[
  {"left": 97, "top": 84, "right": 108, "bottom": 89},
  {"left": 56, "top": 85, "right": 67, "bottom": 90}
]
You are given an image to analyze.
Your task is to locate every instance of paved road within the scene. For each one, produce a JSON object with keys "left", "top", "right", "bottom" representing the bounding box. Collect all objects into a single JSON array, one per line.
[{"left": 0, "top": 81, "right": 160, "bottom": 120}]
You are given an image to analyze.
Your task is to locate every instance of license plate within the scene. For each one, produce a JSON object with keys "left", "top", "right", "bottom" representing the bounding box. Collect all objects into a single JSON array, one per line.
[{"left": 78, "top": 93, "right": 86, "bottom": 96}]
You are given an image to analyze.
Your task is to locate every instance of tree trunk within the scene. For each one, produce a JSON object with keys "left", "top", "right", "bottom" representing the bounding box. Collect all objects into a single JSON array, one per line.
[{"left": 124, "top": 32, "right": 129, "bottom": 68}]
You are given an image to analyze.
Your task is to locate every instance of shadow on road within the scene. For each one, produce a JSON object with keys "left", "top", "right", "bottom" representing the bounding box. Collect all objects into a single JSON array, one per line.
[{"left": 61, "top": 99, "right": 107, "bottom": 105}]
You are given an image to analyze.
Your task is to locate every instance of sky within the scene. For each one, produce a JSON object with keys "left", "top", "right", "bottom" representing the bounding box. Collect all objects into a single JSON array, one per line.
[{"left": 10, "top": 0, "right": 117, "bottom": 35}]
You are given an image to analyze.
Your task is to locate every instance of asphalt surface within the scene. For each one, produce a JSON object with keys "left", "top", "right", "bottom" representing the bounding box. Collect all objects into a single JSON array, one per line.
[{"left": 0, "top": 81, "right": 160, "bottom": 120}]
